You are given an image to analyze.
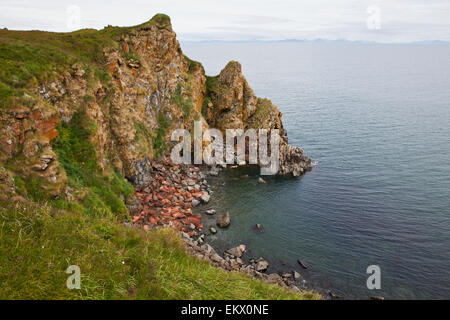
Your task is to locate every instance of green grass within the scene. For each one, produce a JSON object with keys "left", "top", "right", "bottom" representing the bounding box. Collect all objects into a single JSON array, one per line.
[
  {"left": 0, "top": 200, "right": 320, "bottom": 299},
  {"left": 153, "top": 112, "right": 171, "bottom": 157},
  {"left": 173, "top": 83, "right": 194, "bottom": 118},
  {"left": 205, "top": 75, "right": 219, "bottom": 94},
  {"left": 245, "top": 98, "right": 276, "bottom": 128},
  {"left": 51, "top": 110, "right": 133, "bottom": 217},
  {"left": 121, "top": 44, "right": 140, "bottom": 64},
  {"left": 202, "top": 76, "right": 219, "bottom": 119}
]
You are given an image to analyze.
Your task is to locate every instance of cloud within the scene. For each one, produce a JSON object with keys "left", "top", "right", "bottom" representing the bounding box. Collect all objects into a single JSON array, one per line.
[
  {"left": 0, "top": 0, "right": 449, "bottom": 42},
  {"left": 231, "top": 15, "right": 296, "bottom": 25}
]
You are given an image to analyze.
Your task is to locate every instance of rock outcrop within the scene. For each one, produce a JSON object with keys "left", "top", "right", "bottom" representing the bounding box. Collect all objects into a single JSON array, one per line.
[{"left": 204, "top": 61, "right": 311, "bottom": 176}]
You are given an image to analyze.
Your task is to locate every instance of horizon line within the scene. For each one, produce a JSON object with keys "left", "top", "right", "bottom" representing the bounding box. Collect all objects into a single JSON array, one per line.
[
  {"left": 179, "top": 38, "right": 450, "bottom": 45},
  {"left": 2, "top": 25, "right": 449, "bottom": 45}
]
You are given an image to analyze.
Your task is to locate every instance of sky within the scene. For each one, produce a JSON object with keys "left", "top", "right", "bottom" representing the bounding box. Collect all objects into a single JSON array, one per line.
[{"left": 0, "top": 0, "right": 449, "bottom": 43}]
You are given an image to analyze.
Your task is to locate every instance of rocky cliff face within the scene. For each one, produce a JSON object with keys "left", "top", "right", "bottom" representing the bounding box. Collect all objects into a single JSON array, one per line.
[{"left": 0, "top": 14, "right": 310, "bottom": 204}]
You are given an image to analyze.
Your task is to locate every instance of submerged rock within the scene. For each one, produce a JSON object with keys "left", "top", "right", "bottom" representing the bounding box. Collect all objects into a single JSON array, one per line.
[
  {"left": 297, "top": 259, "right": 309, "bottom": 269},
  {"left": 329, "top": 291, "right": 342, "bottom": 299}
]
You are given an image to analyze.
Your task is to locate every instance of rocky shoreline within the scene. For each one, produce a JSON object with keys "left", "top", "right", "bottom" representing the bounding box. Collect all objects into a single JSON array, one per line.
[{"left": 128, "top": 157, "right": 319, "bottom": 295}]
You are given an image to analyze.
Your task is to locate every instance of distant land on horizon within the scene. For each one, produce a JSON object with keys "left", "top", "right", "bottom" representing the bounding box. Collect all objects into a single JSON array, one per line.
[
  {"left": 2, "top": 21, "right": 450, "bottom": 45},
  {"left": 180, "top": 38, "right": 450, "bottom": 45}
]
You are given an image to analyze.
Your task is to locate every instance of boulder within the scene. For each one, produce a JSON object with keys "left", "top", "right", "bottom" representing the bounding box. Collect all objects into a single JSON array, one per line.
[
  {"left": 254, "top": 259, "right": 269, "bottom": 272},
  {"left": 226, "top": 245, "right": 245, "bottom": 258},
  {"left": 216, "top": 212, "right": 230, "bottom": 228},
  {"left": 210, "top": 253, "right": 224, "bottom": 263},
  {"left": 200, "top": 193, "right": 210, "bottom": 203},
  {"left": 200, "top": 243, "right": 215, "bottom": 255},
  {"left": 205, "top": 209, "right": 216, "bottom": 215},
  {"left": 255, "top": 223, "right": 263, "bottom": 231},
  {"left": 257, "top": 177, "right": 266, "bottom": 184},
  {"left": 192, "top": 199, "right": 200, "bottom": 207},
  {"left": 266, "top": 273, "right": 283, "bottom": 285},
  {"left": 210, "top": 227, "right": 217, "bottom": 234}
]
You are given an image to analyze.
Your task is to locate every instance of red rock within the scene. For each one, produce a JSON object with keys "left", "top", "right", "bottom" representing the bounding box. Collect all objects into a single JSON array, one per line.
[
  {"left": 172, "top": 220, "right": 182, "bottom": 228},
  {"left": 173, "top": 213, "right": 186, "bottom": 219},
  {"left": 184, "top": 203, "right": 192, "bottom": 210},
  {"left": 187, "top": 217, "right": 201, "bottom": 226},
  {"left": 160, "top": 211, "right": 171, "bottom": 217},
  {"left": 193, "top": 192, "right": 202, "bottom": 199}
]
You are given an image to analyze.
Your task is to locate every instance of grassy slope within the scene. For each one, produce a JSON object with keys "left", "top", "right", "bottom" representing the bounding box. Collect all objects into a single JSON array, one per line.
[
  {"left": 0, "top": 15, "right": 320, "bottom": 300},
  {"left": 0, "top": 200, "right": 319, "bottom": 300},
  {"left": 0, "top": 14, "right": 171, "bottom": 109}
]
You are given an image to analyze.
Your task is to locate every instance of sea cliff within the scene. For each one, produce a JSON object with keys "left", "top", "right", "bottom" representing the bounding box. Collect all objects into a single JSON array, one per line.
[{"left": 0, "top": 14, "right": 318, "bottom": 299}]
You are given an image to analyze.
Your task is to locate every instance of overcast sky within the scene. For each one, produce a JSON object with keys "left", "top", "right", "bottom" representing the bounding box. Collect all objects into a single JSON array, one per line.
[{"left": 1, "top": 0, "right": 449, "bottom": 43}]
